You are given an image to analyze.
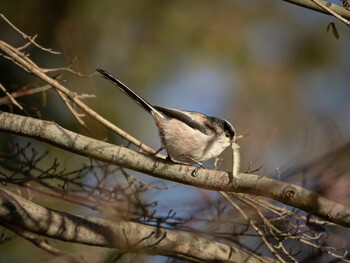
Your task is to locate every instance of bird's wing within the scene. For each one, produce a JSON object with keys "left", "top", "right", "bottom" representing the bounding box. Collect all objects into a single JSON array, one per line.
[{"left": 154, "top": 106, "right": 211, "bottom": 135}]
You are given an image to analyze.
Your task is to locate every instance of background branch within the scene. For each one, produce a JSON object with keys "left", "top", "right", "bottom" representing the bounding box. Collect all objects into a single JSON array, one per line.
[
  {"left": 0, "top": 187, "right": 271, "bottom": 262},
  {"left": 282, "top": 0, "right": 350, "bottom": 19}
]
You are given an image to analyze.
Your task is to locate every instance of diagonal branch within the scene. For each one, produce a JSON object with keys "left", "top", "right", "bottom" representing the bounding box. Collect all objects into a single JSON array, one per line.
[
  {"left": 311, "top": 0, "right": 350, "bottom": 26},
  {"left": 0, "top": 39, "right": 158, "bottom": 156},
  {"left": 1, "top": 111, "right": 350, "bottom": 228},
  {"left": 282, "top": 0, "right": 350, "bottom": 20},
  {"left": 0, "top": 83, "right": 23, "bottom": 110}
]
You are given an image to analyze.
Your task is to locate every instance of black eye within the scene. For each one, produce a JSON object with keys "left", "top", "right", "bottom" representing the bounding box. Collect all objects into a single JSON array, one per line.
[{"left": 225, "top": 132, "right": 231, "bottom": 138}]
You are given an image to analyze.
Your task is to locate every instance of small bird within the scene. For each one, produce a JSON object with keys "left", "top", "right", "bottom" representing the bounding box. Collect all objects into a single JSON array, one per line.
[{"left": 97, "top": 68, "right": 236, "bottom": 166}]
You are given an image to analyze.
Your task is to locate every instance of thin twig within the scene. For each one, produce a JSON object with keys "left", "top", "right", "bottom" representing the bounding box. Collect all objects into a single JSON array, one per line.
[
  {"left": 55, "top": 89, "right": 92, "bottom": 134},
  {"left": 0, "top": 83, "right": 23, "bottom": 110},
  {"left": 43, "top": 67, "right": 95, "bottom": 77},
  {"left": 0, "top": 83, "right": 52, "bottom": 107},
  {"left": 0, "top": 14, "right": 61, "bottom": 54}
]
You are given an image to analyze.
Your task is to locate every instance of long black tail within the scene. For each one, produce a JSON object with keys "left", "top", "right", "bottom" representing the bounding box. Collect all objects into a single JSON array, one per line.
[{"left": 97, "top": 68, "right": 157, "bottom": 114}]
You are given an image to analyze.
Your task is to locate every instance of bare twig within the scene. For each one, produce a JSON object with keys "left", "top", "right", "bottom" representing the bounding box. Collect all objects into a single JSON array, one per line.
[
  {"left": 0, "top": 83, "right": 23, "bottom": 110},
  {"left": 55, "top": 89, "right": 92, "bottom": 134},
  {"left": 0, "top": 84, "right": 52, "bottom": 106},
  {"left": 42, "top": 66, "right": 95, "bottom": 77},
  {"left": 42, "top": 57, "right": 95, "bottom": 77},
  {"left": 0, "top": 13, "right": 61, "bottom": 54}
]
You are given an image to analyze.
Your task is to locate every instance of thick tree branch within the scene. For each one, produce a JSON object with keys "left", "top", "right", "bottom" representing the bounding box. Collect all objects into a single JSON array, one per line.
[
  {"left": 0, "top": 187, "right": 272, "bottom": 262},
  {"left": 1, "top": 111, "right": 350, "bottom": 229}
]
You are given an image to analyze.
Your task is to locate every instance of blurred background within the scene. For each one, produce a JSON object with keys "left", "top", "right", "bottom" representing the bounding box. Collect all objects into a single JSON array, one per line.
[{"left": 0, "top": 0, "right": 350, "bottom": 262}]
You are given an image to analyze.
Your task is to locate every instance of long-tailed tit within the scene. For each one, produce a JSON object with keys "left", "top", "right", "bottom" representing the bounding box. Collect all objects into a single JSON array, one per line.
[{"left": 97, "top": 68, "right": 236, "bottom": 166}]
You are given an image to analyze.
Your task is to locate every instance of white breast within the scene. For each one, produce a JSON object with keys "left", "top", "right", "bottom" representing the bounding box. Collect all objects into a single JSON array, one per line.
[{"left": 157, "top": 118, "right": 227, "bottom": 163}]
